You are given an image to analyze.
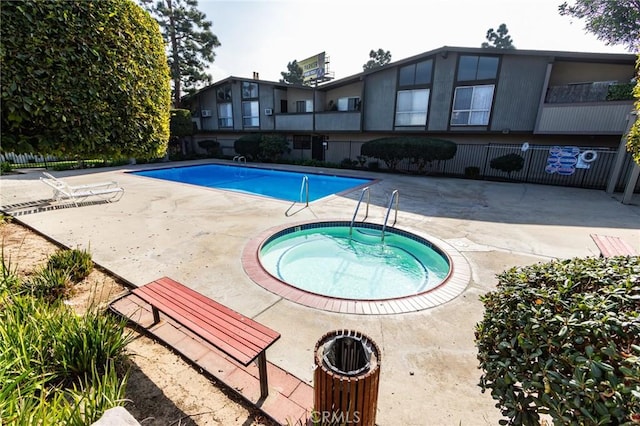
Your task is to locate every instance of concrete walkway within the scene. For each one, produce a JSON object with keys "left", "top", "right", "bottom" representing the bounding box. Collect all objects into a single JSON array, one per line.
[{"left": 1, "top": 160, "right": 638, "bottom": 425}]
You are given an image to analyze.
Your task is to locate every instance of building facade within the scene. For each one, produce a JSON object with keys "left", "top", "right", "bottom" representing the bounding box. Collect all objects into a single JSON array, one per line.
[{"left": 183, "top": 46, "right": 636, "bottom": 168}]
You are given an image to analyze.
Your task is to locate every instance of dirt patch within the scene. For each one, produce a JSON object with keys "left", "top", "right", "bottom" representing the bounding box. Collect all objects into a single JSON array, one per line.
[{"left": 0, "top": 219, "right": 276, "bottom": 426}]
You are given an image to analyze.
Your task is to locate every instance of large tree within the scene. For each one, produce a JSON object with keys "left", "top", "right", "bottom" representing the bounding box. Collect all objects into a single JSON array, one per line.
[
  {"left": 141, "top": 0, "right": 220, "bottom": 106},
  {"left": 280, "top": 60, "right": 305, "bottom": 85},
  {"left": 559, "top": 0, "right": 640, "bottom": 51},
  {"left": 559, "top": 1, "right": 640, "bottom": 163},
  {"left": 0, "top": 0, "right": 170, "bottom": 158},
  {"left": 363, "top": 49, "right": 392, "bottom": 70},
  {"left": 481, "top": 24, "right": 515, "bottom": 49}
]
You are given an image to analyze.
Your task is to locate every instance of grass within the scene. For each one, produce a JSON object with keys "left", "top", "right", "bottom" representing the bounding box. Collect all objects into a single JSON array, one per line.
[{"left": 0, "top": 243, "right": 132, "bottom": 424}]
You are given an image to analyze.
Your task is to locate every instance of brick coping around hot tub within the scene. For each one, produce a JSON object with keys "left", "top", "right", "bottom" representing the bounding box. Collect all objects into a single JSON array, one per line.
[{"left": 241, "top": 220, "right": 471, "bottom": 315}]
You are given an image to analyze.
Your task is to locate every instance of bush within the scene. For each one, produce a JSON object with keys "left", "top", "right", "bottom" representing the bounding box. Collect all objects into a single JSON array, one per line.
[
  {"left": 22, "top": 266, "right": 71, "bottom": 302},
  {"left": 490, "top": 153, "right": 524, "bottom": 176},
  {"left": 607, "top": 82, "right": 634, "bottom": 101},
  {"left": 1, "top": 0, "right": 170, "bottom": 158},
  {"left": 360, "top": 138, "right": 407, "bottom": 171},
  {"left": 361, "top": 137, "right": 457, "bottom": 172},
  {"left": 475, "top": 256, "right": 640, "bottom": 425},
  {"left": 259, "top": 134, "right": 290, "bottom": 162},
  {"left": 403, "top": 137, "right": 457, "bottom": 173},
  {"left": 47, "top": 248, "right": 93, "bottom": 283},
  {"left": 198, "top": 139, "right": 221, "bottom": 156},
  {"left": 1, "top": 161, "right": 12, "bottom": 175},
  {"left": 233, "top": 134, "right": 262, "bottom": 160}
]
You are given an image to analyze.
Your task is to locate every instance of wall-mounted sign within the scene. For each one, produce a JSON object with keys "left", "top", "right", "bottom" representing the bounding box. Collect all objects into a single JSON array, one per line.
[{"left": 545, "top": 146, "right": 598, "bottom": 175}]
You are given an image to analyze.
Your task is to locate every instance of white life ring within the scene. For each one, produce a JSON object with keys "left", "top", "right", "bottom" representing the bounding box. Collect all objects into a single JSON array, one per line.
[
  {"left": 580, "top": 150, "right": 598, "bottom": 163},
  {"left": 521, "top": 142, "right": 530, "bottom": 152}
]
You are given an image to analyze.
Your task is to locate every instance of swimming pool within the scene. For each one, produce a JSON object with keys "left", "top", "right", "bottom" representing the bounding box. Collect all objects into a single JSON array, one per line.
[
  {"left": 132, "top": 164, "right": 372, "bottom": 202},
  {"left": 259, "top": 222, "right": 451, "bottom": 300}
]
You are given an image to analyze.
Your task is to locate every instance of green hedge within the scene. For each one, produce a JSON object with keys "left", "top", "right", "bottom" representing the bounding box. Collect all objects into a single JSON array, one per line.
[
  {"left": 476, "top": 256, "right": 640, "bottom": 425},
  {"left": 360, "top": 137, "right": 456, "bottom": 172},
  {"left": 490, "top": 153, "right": 524, "bottom": 176},
  {"left": 1, "top": 0, "right": 170, "bottom": 158}
]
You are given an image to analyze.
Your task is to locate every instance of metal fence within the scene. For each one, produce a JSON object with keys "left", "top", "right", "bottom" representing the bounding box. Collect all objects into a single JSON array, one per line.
[
  {"left": 314, "top": 140, "right": 640, "bottom": 193},
  {"left": 3, "top": 141, "right": 639, "bottom": 193}
]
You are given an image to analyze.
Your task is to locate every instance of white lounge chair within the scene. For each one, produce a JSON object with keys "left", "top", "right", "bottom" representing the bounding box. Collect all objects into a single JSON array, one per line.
[{"left": 40, "top": 173, "right": 124, "bottom": 206}]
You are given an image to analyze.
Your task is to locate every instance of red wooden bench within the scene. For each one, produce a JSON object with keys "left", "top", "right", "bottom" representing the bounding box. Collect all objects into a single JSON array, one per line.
[
  {"left": 130, "top": 277, "right": 280, "bottom": 399},
  {"left": 590, "top": 234, "right": 638, "bottom": 258}
]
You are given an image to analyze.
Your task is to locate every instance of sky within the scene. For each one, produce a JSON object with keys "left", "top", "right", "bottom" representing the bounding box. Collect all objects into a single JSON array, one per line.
[{"left": 197, "top": 0, "right": 632, "bottom": 84}]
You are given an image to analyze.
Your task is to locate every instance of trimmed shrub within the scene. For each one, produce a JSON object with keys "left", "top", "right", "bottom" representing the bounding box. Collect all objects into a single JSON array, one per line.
[
  {"left": 360, "top": 137, "right": 407, "bottom": 171},
  {"left": 233, "top": 134, "right": 262, "bottom": 160},
  {"left": 475, "top": 256, "right": 640, "bottom": 425},
  {"left": 490, "top": 153, "right": 524, "bottom": 176},
  {"left": 259, "top": 134, "right": 290, "bottom": 162},
  {"left": 198, "top": 139, "right": 221, "bottom": 156},
  {"left": 361, "top": 137, "right": 457, "bottom": 172},
  {"left": 403, "top": 137, "right": 457, "bottom": 173},
  {"left": 1, "top": 0, "right": 170, "bottom": 158}
]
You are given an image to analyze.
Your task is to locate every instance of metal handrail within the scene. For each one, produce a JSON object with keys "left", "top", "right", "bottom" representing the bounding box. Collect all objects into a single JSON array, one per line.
[
  {"left": 349, "top": 187, "right": 370, "bottom": 236},
  {"left": 300, "top": 175, "right": 309, "bottom": 206},
  {"left": 232, "top": 155, "right": 246, "bottom": 164},
  {"left": 284, "top": 175, "right": 309, "bottom": 216},
  {"left": 381, "top": 190, "right": 399, "bottom": 243}
]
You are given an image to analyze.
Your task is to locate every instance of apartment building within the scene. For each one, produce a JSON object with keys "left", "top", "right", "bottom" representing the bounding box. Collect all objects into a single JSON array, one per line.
[{"left": 184, "top": 46, "right": 636, "bottom": 168}]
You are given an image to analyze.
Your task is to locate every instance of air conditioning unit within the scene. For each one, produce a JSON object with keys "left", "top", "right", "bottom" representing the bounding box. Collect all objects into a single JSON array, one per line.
[
  {"left": 201, "top": 109, "right": 212, "bottom": 117},
  {"left": 264, "top": 108, "right": 273, "bottom": 116}
]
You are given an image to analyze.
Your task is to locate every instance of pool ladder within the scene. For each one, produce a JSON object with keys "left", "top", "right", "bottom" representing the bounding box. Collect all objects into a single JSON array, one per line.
[
  {"left": 348, "top": 188, "right": 399, "bottom": 242},
  {"left": 381, "top": 190, "right": 399, "bottom": 243},
  {"left": 349, "top": 187, "right": 370, "bottom": 236},
  {"left": 285, "top": 175, "right": 309, "bottom": 216},
  {"left": 232, "top": 155, "right": 246, "bottom": 165}
]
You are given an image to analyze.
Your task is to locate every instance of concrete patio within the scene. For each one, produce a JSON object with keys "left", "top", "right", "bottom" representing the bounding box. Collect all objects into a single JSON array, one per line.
[{"left": 1, "top": 160, "right": 638, "bottom": 425}]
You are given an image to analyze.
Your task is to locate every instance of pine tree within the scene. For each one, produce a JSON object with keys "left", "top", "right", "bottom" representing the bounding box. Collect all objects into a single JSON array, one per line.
[
  {"left": 141, "top": 0, "right": 221, "bottom": 106},
  {"left": 280, "top": 60, "right": 305, "bottom": 85},
  {"left": 363, "top": 49, "right": 392, "bottom": 70},
  {"left": 481, "top": 24, "right": 515, "bottom": 49}
]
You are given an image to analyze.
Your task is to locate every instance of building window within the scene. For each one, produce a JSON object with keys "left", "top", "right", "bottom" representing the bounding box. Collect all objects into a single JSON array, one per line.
[
  {"left": 450, "top": 85, "right": 494, "bottom": 126},
  {"left": 457, "top": 56, "right": 499, "bottom": 81},
  {"left": 242, "top": 101, "right": 259, "bottom": 127},
  {"left": 395, "top": 89, "right": 429, "bottom": 126},
  {"left": 295, "top": 100, "right": 313, "bottom": 113},
  {"left": 242, "top": 82, "right": 258, "bottom": 98},
  {"left": 337, "top": 97, "right": 361, "bottom": 111},
  {"left": 293, "top": 135, "right": 311, "bottom": 149},
  {"left": 216, "top": 84, "right": 232, "bottom": 101},
  {"left": 218, "top": 103, "right": 232, "bottom": 127},
  {"left": 399, "top": 59, "right": 433, "bottom": 86}
]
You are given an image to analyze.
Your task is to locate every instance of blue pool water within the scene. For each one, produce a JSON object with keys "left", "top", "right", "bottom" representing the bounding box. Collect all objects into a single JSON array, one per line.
[
  {"left": 132, "top": 164, "right": 372, "bottom": 202},
  {"left": 259, "top": 222, "right": 451, "bottom": 300}
]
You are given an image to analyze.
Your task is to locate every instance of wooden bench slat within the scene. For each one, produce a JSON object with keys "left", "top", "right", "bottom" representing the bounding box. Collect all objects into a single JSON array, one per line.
[
  {"left": 133, "top": 286, "right": 258, "bottom": 364},
  {"left": 154, "top": 277, "right": 279, "bottom": 341},
  {"left": 590, "top": 234, "right": 638, "bottom": 257},
  {"left": 145, "top": 280, "right": 276, "bottom": 348},
  {"left": 132, "top": 277, "right": 280, "bottom": 366}
]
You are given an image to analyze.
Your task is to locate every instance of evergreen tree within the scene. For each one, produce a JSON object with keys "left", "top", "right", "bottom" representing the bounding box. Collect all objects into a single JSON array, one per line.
[
  {"left": 141, "top": 0, "right": 220, "bottom": 106},
  {"left": 280, "top": 60, "right": 305, "bottom": 85},
  {"left": 363, "top": 49, "right": 392, "bottom": 70},
  {"left": 481, "top": 24, "right": 515, "bottom": 49}
]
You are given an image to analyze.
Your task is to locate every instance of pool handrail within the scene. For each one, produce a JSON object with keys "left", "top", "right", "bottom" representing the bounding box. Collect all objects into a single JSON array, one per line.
[
  {"left": 381, "top": 190, "right": 399, "bottom": 243},
  {"left": 349, "top": 187, "right": 370, "bottom": 236},
  {"left": 233, "top": 155, "right": 246, "bottom": 165},
  {"left": 285, "top": 175, "right": 309, "bottom": 216}
]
